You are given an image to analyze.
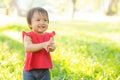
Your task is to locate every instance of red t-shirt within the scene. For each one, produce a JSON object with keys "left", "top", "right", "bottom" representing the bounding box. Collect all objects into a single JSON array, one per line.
[{"left": 22, "top": 31, "right": 55, "bottom": 71}]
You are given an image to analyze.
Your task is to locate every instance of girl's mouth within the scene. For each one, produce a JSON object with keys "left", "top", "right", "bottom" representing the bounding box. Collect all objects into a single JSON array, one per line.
[{"left": 39, "top": 26, "right": 45, "bottom": 28}]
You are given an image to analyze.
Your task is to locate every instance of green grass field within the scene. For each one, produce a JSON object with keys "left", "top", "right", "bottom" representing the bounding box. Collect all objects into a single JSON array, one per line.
[{"left": 0, "top": 20, "right": 120, "bottom": 80}]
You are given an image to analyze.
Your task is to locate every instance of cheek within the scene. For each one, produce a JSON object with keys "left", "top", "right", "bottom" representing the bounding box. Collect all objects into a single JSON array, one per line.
[
  {"left": 46, "top": 24, "right": 49, "bottom": 27},
  {"left": 32, "top": 22, "right": 38, "bottom": 27}
]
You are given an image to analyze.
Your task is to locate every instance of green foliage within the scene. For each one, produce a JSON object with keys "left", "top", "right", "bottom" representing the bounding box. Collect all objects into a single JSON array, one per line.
[{"left": 0, "top": 21, "right": 120, "bottom": 80}]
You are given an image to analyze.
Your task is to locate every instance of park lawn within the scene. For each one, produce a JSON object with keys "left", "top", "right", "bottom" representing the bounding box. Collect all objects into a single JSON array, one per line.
[{"left": 0, "top": 20, "right": 120, "bottom": 80}]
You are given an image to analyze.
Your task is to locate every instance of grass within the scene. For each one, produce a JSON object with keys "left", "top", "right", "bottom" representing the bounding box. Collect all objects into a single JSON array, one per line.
[{"left": 0, "top": 20, "right": 120, "bottom": 80}]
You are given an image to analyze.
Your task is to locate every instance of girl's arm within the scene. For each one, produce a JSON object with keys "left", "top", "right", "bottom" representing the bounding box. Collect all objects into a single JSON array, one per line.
[{"left": 24, "top": 35, "right": 51, "bottom": 52}]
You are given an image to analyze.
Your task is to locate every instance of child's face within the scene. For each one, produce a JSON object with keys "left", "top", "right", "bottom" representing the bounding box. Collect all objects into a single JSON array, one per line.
[{"left": 29, "top": 11, "right": 49, "bottom": 34}]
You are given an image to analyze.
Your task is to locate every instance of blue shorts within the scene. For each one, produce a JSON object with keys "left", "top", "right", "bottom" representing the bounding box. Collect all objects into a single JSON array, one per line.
[{"left": 23, "top": 69, "right": 50, "bottom": 80}]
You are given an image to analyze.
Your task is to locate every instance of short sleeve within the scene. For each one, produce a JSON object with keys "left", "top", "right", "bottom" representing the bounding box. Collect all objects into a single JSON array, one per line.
[
  {"left": 50, "top": 31, "right": 56, "bottom": 37},
  {"left": 22, "top": 31, "right": 32, "bottom": 42}
]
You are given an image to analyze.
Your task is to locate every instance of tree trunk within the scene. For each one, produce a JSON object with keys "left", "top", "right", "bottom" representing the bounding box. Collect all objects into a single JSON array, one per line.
[
  {"left": 72, "top": 0, "right": 76, "bottom": 19},
  {"left": 106, "top": 0, "right": 118, "bottom": 16},
  {"left": 5, "top": 7, "right": 9, "bottom": 15}
]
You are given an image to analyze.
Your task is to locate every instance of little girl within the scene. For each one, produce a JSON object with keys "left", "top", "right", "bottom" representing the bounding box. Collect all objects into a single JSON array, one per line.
[{"left": 22, "top": 7, "right": 56, "bottom": 80}]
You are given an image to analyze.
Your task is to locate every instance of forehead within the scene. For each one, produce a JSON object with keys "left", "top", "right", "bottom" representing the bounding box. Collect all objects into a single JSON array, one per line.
[{"left": 32, "top": 11, "right": 48, "bottom": 18}]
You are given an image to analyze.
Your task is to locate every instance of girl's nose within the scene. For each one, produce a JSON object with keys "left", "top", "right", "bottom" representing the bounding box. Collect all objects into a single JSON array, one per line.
[{"left": 39, "top": 21, "right": 45, "bottom": 24}]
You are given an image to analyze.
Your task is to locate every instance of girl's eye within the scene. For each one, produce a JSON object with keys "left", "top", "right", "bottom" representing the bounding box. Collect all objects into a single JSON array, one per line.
[
  {"left": 37, "top": 19, "right": 40, "bottom": 21},
  {"left": 44, "top": 19, "right": 48, "bottom": 22}
]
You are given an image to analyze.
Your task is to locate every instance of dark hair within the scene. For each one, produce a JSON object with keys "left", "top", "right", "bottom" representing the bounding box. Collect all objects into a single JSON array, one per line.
[{"left": 27, "top": 7, "right": 49, "bottom": 29}]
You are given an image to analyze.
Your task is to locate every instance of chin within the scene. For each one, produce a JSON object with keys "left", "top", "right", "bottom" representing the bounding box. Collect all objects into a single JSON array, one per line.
[{"left": 38, "top": 30, "right": 45, "bottom": 32}]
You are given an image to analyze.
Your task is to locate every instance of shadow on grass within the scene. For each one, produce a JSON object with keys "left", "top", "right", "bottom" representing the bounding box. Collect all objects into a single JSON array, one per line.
[
  {"left": 0, "top": 24, "right": 29, "bottom": 32},
  {"left": 0, "top": 33, "right": 24, "bottom": 55}
]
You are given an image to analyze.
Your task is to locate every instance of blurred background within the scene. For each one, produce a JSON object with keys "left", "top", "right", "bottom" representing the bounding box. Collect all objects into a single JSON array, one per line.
[
  {"left": 0, "top": 0, "right": 120, "bottom": 23},
  {"left": 0, "top": 0, "right": 120, "bottom": 80}
]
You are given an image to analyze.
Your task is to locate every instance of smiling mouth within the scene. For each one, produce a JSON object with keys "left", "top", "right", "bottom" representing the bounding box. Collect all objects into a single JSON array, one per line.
[{"left": 38, "top": 26, "right": 45, "bottom": 29}]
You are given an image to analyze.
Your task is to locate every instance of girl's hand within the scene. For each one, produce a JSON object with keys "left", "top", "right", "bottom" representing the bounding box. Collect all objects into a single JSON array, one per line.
[
  {"left": 44, "top": 38, "right": 53, "bottom": 52},
  {"left": 48, "top": 37, "right": 56, "bottom": 52},
  {"left": 48, "top": 43, "right": 56, "bottom": 52}
]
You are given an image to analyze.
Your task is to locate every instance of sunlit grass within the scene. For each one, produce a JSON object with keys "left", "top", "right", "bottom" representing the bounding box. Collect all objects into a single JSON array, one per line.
[
  {"left": 0, "top": 36, "right": 23, "bottom": 80},
  {"left": 0, "top": 20, "right": 120, "bottom": 80}
]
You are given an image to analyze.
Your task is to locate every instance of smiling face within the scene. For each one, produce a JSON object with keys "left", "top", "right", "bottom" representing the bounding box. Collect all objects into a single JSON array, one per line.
[
  {"left": 29, "top": 11, "right": 49, "bottom": 34},
  {"left": 27, "top": 7, "right": 49, "bottom": 34}
]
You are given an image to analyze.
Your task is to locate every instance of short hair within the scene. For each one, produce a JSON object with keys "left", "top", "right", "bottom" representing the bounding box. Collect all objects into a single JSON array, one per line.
[{"left": 27, "top": 7, "right": 49, "bottom": 29}]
